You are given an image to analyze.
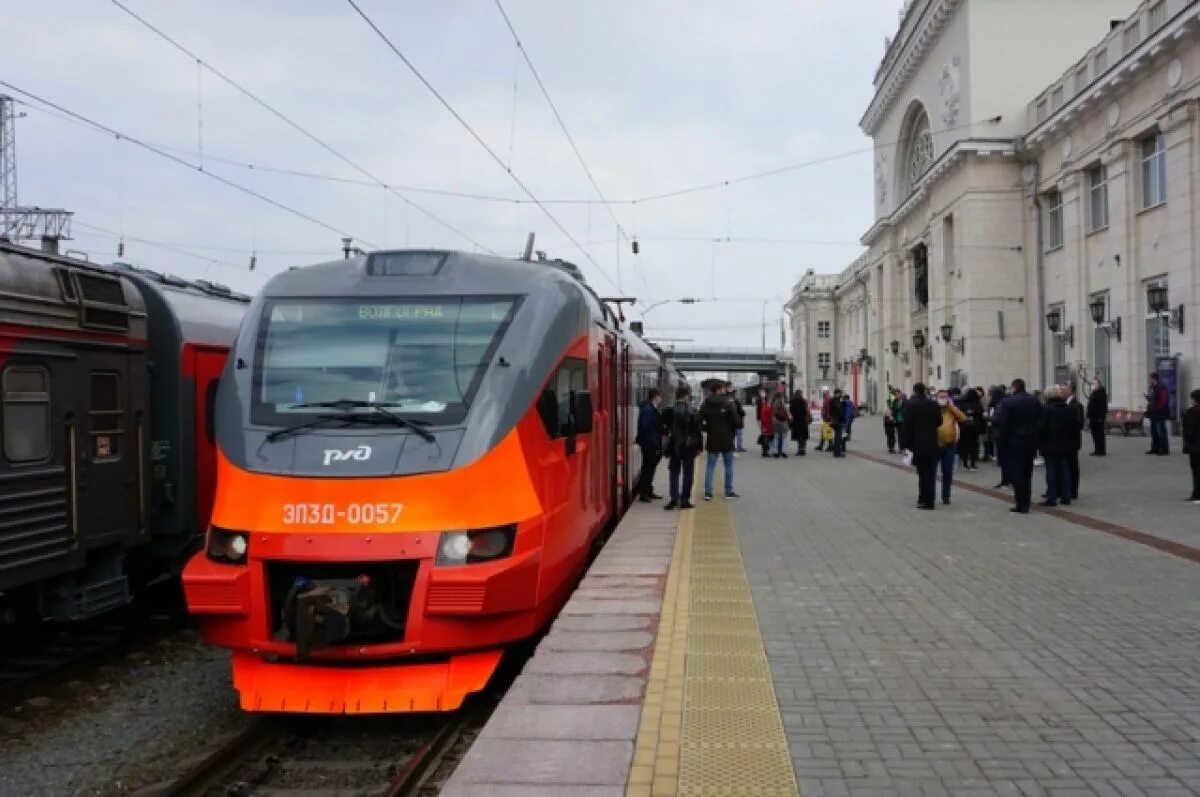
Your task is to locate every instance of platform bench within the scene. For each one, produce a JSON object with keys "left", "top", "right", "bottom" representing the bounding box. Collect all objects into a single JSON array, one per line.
[{"left": 1105, "top": 408, "right": 1146, "bottom": 436}]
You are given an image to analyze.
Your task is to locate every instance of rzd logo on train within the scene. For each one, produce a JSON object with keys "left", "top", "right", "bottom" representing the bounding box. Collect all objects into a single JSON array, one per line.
[{"left": 322, "top": 445, "right": 372, "bottom": 466}]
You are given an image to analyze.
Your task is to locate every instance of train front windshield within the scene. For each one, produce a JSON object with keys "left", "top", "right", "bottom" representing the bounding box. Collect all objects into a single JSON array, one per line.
[{"left": 252, "top": 297, "right": 515, "bottom": 425}]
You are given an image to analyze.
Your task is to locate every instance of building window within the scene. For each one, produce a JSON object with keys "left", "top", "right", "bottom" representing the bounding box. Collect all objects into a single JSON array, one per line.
[
  {"left": 1074, "top": 64, "right": 1089, "bottom": 93},
  {"left": 3, "top": 367, "right": 51, "bottom": 463},
  {"left": 817, "top": 321, "right": 831, "bottom": 339},
  {"left": 1045, "top": 190, "right": 1064, "bottom": 250},
  {"left": 1050, "top": 303, "right": 1067, "bottom": 370},
  {"left": 817, "top": 352, "right": 831, "bottom": 369},
  {"left": 912, "top": 242, "right": 929, "bottom": 308},
  {"left": 1123, "top": 21, "right": 1141, "bottom": 53},
  {"left": 1036, "top": 98, "right": 1049, "bottom": 124},
  {"left": 1149, "top": 0, "right": 1166, "bottom": 31},
  {"left": 1142, "top": 132, "right": 1166, "bottom": 208},
  {"left": 943, "top": 214, "right": 955, "bottom": 273},
  {"left": 1093, "top": 49, "right": 1108, "bottom": 76},
  {"left": 900, "top": 106, "right": 934, "bottom": 197},
  {"left": 1087, "top": 165, "right": 1108, "bottom": 232},
  {"left": 1050, "top": 85, "right": 1065, "bottom": 111}
]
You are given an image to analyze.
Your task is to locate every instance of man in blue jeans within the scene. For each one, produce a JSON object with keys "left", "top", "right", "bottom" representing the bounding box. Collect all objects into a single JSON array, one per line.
[{"left": 699, "top": 381, "right": 740, "bottom": 500}]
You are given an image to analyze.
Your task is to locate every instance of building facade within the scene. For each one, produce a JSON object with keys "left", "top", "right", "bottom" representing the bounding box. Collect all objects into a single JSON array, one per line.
[{"left": 788, "top": 0, "right": 1199, "bottom": 413}]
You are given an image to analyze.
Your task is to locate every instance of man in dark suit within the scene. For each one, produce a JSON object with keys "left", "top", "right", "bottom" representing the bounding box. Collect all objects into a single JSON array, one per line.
[
  {"left": 899, "top": 383, "right": 941, "bottom": 510},
  {"left": 994, "top": 378, "right": 1043, "bottom": 514},
  {"left": 1086, "top": 378, "right": 1109, "bottom": 456},
  {"left": 1064, "top": 382, "right": 1085, "bottom": 499}
]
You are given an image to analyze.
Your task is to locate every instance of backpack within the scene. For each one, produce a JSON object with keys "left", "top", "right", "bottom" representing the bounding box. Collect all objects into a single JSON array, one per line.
[{"left": 773, "top": 400, "right": 789, "bottom": 422}]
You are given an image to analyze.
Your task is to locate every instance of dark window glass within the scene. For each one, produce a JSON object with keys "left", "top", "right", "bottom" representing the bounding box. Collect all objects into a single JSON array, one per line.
[
  {"left": 3, "top": 367, "right": 51, "bottom": 462},
  {"left": 205, "top": 379, "right": 220, "bottom": 444},
  {"left": 539, "top": 357, "right": 588, "bottom": 439},
  {"left": 89, "top": 372, "right": 123, "bottom": 458}
]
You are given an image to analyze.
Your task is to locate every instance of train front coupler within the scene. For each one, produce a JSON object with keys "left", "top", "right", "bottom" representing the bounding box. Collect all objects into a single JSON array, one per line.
[{"left": 274, "top": 575, "right": 379, "bottom": 658}]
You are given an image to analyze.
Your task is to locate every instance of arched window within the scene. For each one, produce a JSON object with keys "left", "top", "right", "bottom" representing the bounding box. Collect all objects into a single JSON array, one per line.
[{"left": 900, "top": 106, "right": 934, "bottom": 198}]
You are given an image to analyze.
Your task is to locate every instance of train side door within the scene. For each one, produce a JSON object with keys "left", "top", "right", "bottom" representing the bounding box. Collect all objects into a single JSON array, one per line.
[
  {"left": 602, "top": 334, "right": 618, "bottom": 518},
  {"left": 619, "top": 343, "right": 631, "bottom": 508},
  {"left": 191, "top": 346, "right": 228, "bottom": 532},
  {"left": 79, "top": 353, "right": 141, "bottom": 543}
]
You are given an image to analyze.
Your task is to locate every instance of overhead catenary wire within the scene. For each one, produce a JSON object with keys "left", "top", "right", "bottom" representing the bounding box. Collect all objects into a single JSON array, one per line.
[
  {"left": 108, "top": 0, "right": 493, "bottom": 255},
  {"left": 344, "top": 0, "right": 626, "bottom": 296},
  {"left": 1, "top": 81, "right": 378, "bottom": 248}
]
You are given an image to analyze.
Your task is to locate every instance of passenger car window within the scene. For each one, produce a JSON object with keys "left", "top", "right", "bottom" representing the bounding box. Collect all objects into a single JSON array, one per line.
[
  {"left": 538, "top": 358, "right": 588, "bottom": 438},
  {"left": 89, "top": 372, "right": 123, "bottom": 459},
  {"left": 3, "top": 367, "right": 51, "bottom": 462}
]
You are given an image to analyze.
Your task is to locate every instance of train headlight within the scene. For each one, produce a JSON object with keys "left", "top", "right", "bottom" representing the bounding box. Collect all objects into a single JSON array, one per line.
[
  {"left": 207, "top": 527, "right": 250, "bottom": 564},
  {"left": 435, "top": 525, "right": 516, "bottom": 567}
]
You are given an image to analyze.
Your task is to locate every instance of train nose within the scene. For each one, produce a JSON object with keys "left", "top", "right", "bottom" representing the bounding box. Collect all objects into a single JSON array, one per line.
[{"left": 275, "top": 573, "right": 403, "bottom": 658}]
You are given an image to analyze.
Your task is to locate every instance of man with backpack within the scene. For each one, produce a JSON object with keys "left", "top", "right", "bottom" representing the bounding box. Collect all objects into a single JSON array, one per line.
[{"left": 662, "top": 385, "right": 702, "bottom": 510}]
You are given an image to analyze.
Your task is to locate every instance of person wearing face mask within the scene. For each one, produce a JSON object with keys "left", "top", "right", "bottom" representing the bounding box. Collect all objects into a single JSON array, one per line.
[{"left": 935, "top": 389, "right": 967, "bottom": 505}]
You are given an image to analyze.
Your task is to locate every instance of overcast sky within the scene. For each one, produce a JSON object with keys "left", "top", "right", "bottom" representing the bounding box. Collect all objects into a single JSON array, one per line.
[{"left": 2, "top": 0, "right": 902, "bottom": 347}]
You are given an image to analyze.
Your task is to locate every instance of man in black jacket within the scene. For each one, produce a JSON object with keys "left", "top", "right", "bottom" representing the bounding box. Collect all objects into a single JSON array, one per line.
[
  {"left": 1063, "top": 382, "right": 1085, "bottom": 499},
  {"left": 662, "top": 386, "right": 701, "bottom": 510},
  {"left": 700, "top": 383, "right": 740, "bottom": 500},
  {"left": 1086, "top": 378, "right": 1109, "bottom": 456},
  {"left": 899, "top": 383, "right": 941, "bottom": 510},
  {"left": 635, "top": 389, "right": 663, "bottom": 502},
  {"left": 995, "top": 378, "right": 1043, "bottom": 514}
]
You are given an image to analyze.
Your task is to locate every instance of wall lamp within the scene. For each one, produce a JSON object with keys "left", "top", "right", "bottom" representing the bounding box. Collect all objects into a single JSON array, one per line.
[
  {"left": 939, "top": 321, "right": 965, "bottom": 354},
  {"left": 1147, "top": 284, "right": 1185, "bottom": 333},
  {"left": 1089, "top": 297, "right": 1122, "bottom": 343},
  {"left": 1045, "top": 308, "right": 1074, "bottom": 347},
  {"left": 912, "top": 329, "right": 926, "bottom": 351},
  {"left": 889, "top": 339, "right": 900, "bottom": 355}
]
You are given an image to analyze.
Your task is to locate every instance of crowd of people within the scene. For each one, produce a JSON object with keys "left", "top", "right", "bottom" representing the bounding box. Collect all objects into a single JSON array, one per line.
[
  {"left": 633, "top": 372, "right": 1200, "bottom": 512},
  {"left": 887, "top": 373, "right": 1200, "bottom": 512}
]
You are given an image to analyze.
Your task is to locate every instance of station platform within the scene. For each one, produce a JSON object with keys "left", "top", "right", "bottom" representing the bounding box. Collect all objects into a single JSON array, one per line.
[{"left": 442, "top": 423, "right": 1200, "bottom": 796}]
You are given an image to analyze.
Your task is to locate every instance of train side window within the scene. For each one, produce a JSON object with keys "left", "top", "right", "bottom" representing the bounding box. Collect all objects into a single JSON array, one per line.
[
  {"left": 538, "top": 358, "right": 588, "bottom": 439},
  {"left": 89, "top": 372, "right": 123, "bottom": 460},
  {"left": 205, "top": 378, "right": 220, "bottom": 444},
  {"left": 3, "top": 367, "right": 52, "bottom": 463}
]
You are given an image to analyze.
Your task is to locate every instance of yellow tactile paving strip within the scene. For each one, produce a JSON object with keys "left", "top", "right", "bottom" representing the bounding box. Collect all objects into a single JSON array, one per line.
[{"left": 627, "top": 496, "right": 799, "bottom": 797}]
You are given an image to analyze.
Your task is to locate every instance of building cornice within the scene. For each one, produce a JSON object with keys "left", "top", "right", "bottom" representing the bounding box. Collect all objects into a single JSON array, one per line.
[
  {"left": 1027, "top": 3, "right": 1200, "bottom": 148},
  {"left": 861, "top": 0, "right": 964, "bottom": 135},
  {"left": 861, "top": 139, "right": 1016, "bottom": 245}
]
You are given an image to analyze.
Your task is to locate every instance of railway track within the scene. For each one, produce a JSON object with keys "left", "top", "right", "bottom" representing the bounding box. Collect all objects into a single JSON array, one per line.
[
  {"left": 0, "top": 590, "right": 190, "bottom": 709},
  {"left": 155, "top": 709, "right": 476, "bottom": 797}
]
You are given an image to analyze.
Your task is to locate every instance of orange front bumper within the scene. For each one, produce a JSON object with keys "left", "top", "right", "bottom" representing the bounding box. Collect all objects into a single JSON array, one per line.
[{"left": 231, "top": 648, "right": 503, "bottom": 714}]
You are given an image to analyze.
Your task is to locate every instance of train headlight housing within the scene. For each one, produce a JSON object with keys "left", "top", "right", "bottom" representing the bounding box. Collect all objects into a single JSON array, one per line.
[
  {"left": 436, "top": 525, "right": 516, "bottom": 567},
  {"left": 207, "top": 527, "right": 250, "bottom": 564}
]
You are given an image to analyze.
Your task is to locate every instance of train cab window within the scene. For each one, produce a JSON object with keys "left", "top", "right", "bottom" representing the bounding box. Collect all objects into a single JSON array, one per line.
[
  {"left": 88, "top": 372, "right": 123, "bottom": 459},
  {"left": 204, "top": 378, "right": 220, "bottom": 444},
  {"left": 3, "top": 367, "right": 51, "bottom": 463},
  {"left": 538, "top": 358, "right": 588, "bottom": 438}
]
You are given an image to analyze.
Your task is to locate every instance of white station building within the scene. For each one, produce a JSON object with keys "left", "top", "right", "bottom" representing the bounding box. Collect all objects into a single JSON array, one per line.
[{"left": 787, "top": 0, "right": 1198, "bottom": 417}]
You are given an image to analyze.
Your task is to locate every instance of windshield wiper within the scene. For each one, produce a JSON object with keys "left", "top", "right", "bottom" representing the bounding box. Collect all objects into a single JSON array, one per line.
[{"left": 268, "top": 399, "right": 436, "bottom": 443}]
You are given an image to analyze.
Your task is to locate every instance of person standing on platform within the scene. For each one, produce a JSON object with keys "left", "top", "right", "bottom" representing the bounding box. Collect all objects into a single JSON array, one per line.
[
  {"left": 1038, "top": 386, "right": 1077, "bottom": 507},
  {"left": 900, "top": 383, "right": 941, "bottom": 510},
  {"left": 988, "top": 385, "right": 1009, "bottom": 487},
  {"left": 700, "top": 382, "right": 739, "bottom": 500},
  {"left": 662, "top": 386, "right": 701, "bottom": 511},
  {"left": 815, "top": 390, "right": 833, "bottom": 452},
  {"left": 757, "top": 392, "right": 774, "bottom": 457},
  {"left": 635, "top": 388, "right": 663, "bottom": 503},
  {"left": 732, "top": 392, "right": 747, "bottom": 453},
  {"left": 770, "top": 390, "right": 791, "bottom": 458},
  {"left": 935, "top": 388, "right": 967, "bottom": 505},
  {"left": 892, "top": 389, "right": 907, "bottom": 455},
  {"left": 883, "top": 388, "right": 898, "bottom": 454},
  {"left": 842, "top": 394, "right": 857, "bottom": 445},
  {"left": 1183, "top": 388, "right": 1200, "bottom": 504},
  {"left": 1063, "top": 382, "right": 1085, "bottom": 500},
  {"left": 1147, "top": 373, "right": 1171, "bottom": 455},
  {"left": 790, "top": 390, "right": 811, "bottom": 456},
  {"left": 958, "top": 388, "right": 984, "bottom": 471},
  {"left": 1087, "top": 378, "right": 1109, "bottom": 456},
  {"left": 828, "top": 389, "right": 847, "bottom": 458},
  {"left": 995, "top": 378, "right": 1042, "bottom": 514}
]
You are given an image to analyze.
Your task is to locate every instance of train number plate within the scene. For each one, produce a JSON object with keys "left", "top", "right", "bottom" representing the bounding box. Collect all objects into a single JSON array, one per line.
[{"left": 281, "top": 503, "right": 404, "bottom": 525}]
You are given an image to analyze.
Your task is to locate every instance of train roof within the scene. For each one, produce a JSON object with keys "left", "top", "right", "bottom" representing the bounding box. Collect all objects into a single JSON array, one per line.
[{"left": 114, "top": 264, "right": 249, "bottom": 347}]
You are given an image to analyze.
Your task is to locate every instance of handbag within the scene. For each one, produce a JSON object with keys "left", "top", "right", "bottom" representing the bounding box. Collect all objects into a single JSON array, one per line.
[{"left": 901, "top": 450, "right": 914, "bottom": 467}]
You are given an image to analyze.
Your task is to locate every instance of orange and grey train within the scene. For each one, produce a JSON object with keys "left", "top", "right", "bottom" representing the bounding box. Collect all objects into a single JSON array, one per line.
[{"left": 183, "top": 249, "right": 682, "bottom": 714}]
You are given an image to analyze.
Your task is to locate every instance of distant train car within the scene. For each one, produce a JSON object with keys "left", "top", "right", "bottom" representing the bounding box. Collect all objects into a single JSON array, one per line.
[
  {"left": 184, "top": 249, "right": 676, "bottom": 714},
  {"left": 0, "top": 242, "right": 247, "bottom": 623}
]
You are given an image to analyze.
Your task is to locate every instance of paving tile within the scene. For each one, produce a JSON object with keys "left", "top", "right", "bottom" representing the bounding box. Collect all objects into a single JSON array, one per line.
[
  {"left": 504, "top": 673, "right": 646, "bottom": 705},
  {"left": 542, "top": 629, "right": 654, "bottom": 652},
  {"left": 479, "top": 704, "right": 640, "bottom": 740},
  {"left": 451, "top": 738, "right": 633, "bottom": 785}
]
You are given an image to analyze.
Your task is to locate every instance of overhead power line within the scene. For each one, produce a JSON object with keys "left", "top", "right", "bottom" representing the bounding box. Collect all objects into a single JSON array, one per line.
[
  {"left": 0, "top": 81, "right": 377, "bottom": 247},
  {"left": 109, "top": 0, "right": 493, "bottom": 254},
  {"left": 344, "top": 0, "right": 625, "bottom": 295}
]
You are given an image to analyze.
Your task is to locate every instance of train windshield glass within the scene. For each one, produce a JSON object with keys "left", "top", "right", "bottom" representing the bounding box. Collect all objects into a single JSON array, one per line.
[{"left": 252, "top": 297, "right": 515, "bottom": 425}]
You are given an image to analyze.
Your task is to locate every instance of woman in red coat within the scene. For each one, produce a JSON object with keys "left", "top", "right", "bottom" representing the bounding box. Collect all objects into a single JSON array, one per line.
[{"left": 758, "top": 396, "right": 774, "bottom": 457}]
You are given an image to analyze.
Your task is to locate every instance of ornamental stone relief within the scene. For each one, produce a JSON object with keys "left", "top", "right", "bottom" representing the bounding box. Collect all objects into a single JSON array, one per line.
[
  {"left": 876, "top": 151, "right": 888, "bottom": 206},
  {"left": 940, "top": 56, "right": 961, "bottom": 128}
]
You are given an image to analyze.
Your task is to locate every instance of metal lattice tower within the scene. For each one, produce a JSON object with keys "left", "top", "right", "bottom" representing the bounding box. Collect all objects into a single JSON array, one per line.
[
  {"left": 0, "top": 94, "right": 72, "bottom": 246},
  {"left": 0, "top": 95, "right": 17, "bottom": 236}
]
